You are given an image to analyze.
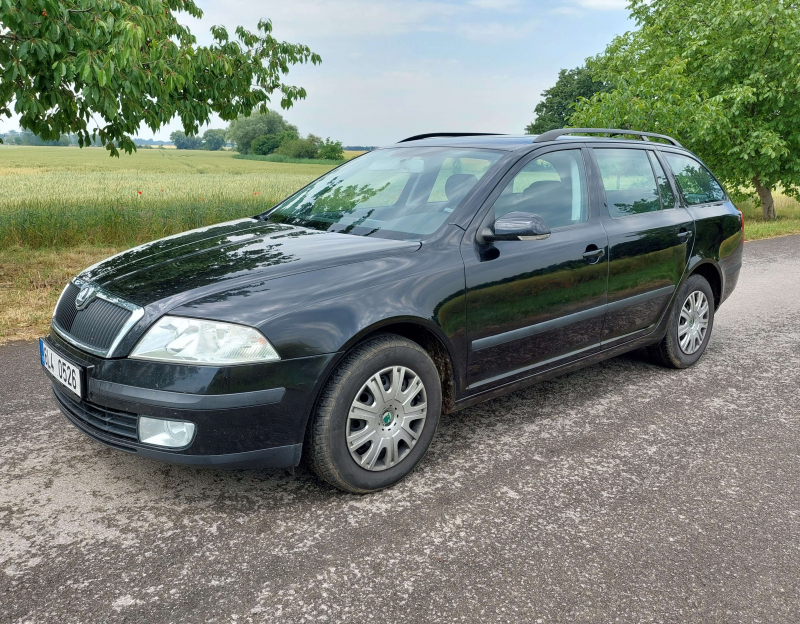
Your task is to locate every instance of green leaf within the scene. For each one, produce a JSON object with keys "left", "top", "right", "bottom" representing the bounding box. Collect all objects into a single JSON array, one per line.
[{"left": 0, "top": 0, "right": 321, "bottom": 157}]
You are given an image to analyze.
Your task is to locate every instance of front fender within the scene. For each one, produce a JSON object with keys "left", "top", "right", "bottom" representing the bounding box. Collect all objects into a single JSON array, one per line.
[{"left": 170, "top": 241, "right": 469, "bottom": 376}]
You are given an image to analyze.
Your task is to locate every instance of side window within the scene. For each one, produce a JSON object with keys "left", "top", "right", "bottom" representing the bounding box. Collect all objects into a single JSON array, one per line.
[
  {"left": 648, "top": 152, "right": 676, "bottom": 208},
  {"left": 594, "top": 148, "right": 661, "bottom": 217},
  {"left": 492, "top": 150, "right": 588, "bottom": 229},
  {"left": 664, "top": 154, "right": 725, "bottom": 205}
]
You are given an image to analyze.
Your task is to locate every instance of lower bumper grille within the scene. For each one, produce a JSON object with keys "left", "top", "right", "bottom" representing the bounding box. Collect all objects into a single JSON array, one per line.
[{"left": 53, "top": 386, "right": 139, "bottom": 444}]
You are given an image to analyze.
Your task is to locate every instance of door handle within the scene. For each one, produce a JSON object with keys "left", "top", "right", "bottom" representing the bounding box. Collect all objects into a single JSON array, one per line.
[
  {"left": 582, "top": 247, "right": 605, "bottom": 264},
  {"left": 582, "top": 248, "right": 605, "bottom": 259},
  {"left": 677, "top": 230, "right": 693, "bottom": 241}
]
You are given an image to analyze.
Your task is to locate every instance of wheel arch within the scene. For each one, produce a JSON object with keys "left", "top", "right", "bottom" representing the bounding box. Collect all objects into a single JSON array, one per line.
[
  {"left": 687, "top": 259, "right": 723, "bottom": 309},
  {"left": 341, "top": 318, "right": 458, "bottom": 414},
  {"left": 306, "top": 317, "right": 459, "bottom": 433}
]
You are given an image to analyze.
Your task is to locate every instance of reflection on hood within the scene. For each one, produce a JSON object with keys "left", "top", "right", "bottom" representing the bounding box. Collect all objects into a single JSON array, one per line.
[{"left": 79, "top": 218, "right": 420, "bottom": 307}]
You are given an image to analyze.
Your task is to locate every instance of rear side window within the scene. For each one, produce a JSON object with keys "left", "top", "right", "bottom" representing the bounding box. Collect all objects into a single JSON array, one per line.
[
  {"left": 594, "top": 149, "right": 661, "bottom": 218},
  {"left": 664, "top": 154, "right": 725, "bottom": 205},
  {"left": 492, "top": 149, "right": 588, "bottom": 229}
]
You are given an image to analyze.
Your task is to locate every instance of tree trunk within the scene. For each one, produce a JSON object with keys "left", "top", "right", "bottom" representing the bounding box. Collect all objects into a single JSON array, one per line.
[{"left": 753, "top": 176, "right": 776, "bottom": 220}]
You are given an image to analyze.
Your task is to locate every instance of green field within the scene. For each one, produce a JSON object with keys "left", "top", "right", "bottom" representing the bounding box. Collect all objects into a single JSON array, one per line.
[{"left": 0, "top": 146, "right": 340, "bottom": 248}]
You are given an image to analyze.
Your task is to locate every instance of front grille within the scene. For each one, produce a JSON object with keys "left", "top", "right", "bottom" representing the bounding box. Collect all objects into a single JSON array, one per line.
[
  {"left": 53, "top": 282, "right": 134, "bottom": 353},
  {"left": 54, "top": 282, "right": 81, "bottom": 331},
  {"left": 53, "top": 386, "right": 139, "bottom": 444}
]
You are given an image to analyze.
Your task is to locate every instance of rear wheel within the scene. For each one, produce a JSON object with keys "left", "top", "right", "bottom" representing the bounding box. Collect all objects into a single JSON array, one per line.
[
  {"left": 649, "top": 274, "right": 715, "bottom": 369},
  {"left": 306, "top": 334, "right": 441, "bottom": 493}
]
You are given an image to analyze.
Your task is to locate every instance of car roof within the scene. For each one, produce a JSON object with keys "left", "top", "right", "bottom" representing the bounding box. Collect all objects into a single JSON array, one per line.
[{"left": 388, "top": 134, "right": 686, "bottom": 152}]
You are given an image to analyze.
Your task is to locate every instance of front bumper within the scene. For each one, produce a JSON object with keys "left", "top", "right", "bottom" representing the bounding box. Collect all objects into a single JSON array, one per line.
[{"left": 43, "top": 332, "right": 335, "bottom": 468}]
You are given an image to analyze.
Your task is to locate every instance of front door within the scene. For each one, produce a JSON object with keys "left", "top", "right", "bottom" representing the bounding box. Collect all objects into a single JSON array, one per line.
[
  {"left": 462, "top": 147, "right": 609, "bottom": 390},
  {"left": 589, "top": 146, "right": 695, "bottom": 343}
]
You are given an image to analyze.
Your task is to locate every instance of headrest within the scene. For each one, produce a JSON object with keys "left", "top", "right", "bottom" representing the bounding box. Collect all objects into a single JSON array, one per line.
[
  {"left": 445, "top": 174, "right": 478, "bottom": 203},
  {"left": 522, "top": 180, "right": 562, "bottom": 198}
]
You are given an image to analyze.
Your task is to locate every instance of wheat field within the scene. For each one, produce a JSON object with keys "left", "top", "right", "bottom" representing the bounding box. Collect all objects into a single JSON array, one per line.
[{"left": 0, "top": 146, "right": 340, "bottom": 247}]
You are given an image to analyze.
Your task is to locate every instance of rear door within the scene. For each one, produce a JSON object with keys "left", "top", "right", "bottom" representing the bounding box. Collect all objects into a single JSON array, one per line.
[
  {"left": 462, "top": 147, "right": 609, "bottom": 389},
  {"left": 588, "top": 145, "right": 694, "bottom": 344}
]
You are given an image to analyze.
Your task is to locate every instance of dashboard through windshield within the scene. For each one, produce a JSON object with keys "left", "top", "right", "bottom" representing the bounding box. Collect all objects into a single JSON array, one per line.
[{"left": 264, "top": 147, "right": 504, "bottom": 240}]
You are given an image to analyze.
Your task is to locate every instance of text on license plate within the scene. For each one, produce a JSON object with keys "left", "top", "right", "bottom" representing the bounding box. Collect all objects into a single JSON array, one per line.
[{"left": 40, "top": 339, "right": 82, "bottom": 399}]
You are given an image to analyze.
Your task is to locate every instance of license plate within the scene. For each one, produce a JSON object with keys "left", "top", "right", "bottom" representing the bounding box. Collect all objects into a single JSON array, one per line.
[{"left": 40, "top": 339, "right": 83, "bottom": 399}]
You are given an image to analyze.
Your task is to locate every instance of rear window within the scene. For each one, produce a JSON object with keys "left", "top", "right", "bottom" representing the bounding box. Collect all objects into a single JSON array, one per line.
[{"left": 664, "top": 154, "right": 725, "bottom": 205}]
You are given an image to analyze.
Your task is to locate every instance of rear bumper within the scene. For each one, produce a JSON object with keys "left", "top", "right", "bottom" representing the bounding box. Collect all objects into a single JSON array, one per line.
[{"left": 722, "top": 259, "right": 742, "bottom": 304}]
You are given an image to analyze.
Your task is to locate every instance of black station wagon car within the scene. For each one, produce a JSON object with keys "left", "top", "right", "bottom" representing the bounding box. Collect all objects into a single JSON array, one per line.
[{"left": 41, "top": 128, "right": 743, "bottom": 492}]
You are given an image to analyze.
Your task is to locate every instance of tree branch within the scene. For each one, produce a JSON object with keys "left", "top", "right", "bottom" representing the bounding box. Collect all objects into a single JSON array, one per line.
[{"left": 763, "top": 16, "right": 776, "bottom": 60}]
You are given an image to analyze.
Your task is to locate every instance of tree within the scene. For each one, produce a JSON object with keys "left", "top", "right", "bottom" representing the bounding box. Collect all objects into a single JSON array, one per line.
[
  {"left": 202, "top": 128, "right": 226, "bottom": 151},
  {"left": 525, "top": 66, "right": 606, "bottom": 134},
  {"left": 13, "top": 128, "right": 68, "bottom": 145},
  {"left": 571, "top": 0, "right": 800, "bottom": 220},
  {"left": 0, "top": 1, "right": 321, "bottom": 156},
  {"left": 226, "top": 110, "right": 297, "bottom": 153},
  {"left": 169, "top": 130, "right": 203, "bottom": 150},
  {"left": 275, "top": 135, "right": 319, "bottom": 159},
  {"left": 250, "top": 134, "right": 281, "bottom": 155},
  {"left": 318, "top": 138, "right": 344, "bottom": 161}
]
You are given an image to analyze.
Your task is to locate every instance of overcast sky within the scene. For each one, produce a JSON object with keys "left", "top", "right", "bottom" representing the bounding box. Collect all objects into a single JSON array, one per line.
[{"left": 2, "top": 0, "right": 632, "bottom": 146}]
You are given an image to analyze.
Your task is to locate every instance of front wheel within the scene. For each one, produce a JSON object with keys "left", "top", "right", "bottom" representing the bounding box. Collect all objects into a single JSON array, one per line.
[
  {"left": 649, "top": 274, "right": 715, "bottom": 369},
  {"left": 305, "top": 334, "right": 441, "bottom": 493}
]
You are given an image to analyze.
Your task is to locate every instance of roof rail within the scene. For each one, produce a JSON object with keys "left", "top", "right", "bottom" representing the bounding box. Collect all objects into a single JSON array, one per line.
[
  {"left": 399, "top": 132, "right": 503, "bottom": 143},
  {"left": 533, "top": 128, "right": 682, "bottom": 147}
]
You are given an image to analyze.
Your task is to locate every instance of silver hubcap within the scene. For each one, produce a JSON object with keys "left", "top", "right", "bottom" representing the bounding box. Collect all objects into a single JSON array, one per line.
[
  {"left": 346, "top": 366, "right": 427, "bottom": 472},
  {"left": 678, "top": 290, "right": 710, "bottom": 355}
]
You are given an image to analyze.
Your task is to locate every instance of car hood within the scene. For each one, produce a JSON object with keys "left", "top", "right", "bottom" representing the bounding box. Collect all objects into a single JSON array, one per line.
[{"left": 79, "top": 218, "right": 421, "bottom": 307}]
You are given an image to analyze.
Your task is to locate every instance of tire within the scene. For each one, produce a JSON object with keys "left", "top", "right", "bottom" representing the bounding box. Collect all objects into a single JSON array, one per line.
[
  {"left": 648, "top": 274, "right": 715, "bottom": 369},
  {"left": 305, "top": 334, "right": 442, "bottom": 493}
]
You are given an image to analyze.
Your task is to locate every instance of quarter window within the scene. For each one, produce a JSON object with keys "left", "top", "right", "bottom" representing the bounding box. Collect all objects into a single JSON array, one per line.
[
  {"left": 594, "top": 148, "right": 661, "bottom": 218},
  {"left": 492, "top": 150, "right": 588, "bottom": 229},
  {"left": 648, "top": 152, "right": 676, "bottom": 209},
  {"left": 664, "top": 154, "right": 725, "bottom": 205}
]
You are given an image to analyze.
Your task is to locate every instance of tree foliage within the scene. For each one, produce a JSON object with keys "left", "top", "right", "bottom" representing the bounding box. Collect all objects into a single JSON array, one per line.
[
  {"left": 250, "top": 129, "right": 342, "bottom": 160},
  {"left": 3, "top": 127, "right": 69, "bottom": 144},
  {"left": 275, "top": 133, "right": 320, "bottom": 159},
  {"left": 226, "top": 109, "right": 296, "bottom": 154},
  {"left": 202, "top": 128, "right": 226, "bottom": 150},
  {"left": 0, "top": 0, "right": 321, "bottom": 155},
  {"left": 525, "top": 66, "right": 606, "bottom": 134},
  {"left": 571, "top": 0, "right": 800, "bottom": 219},
  {"left": 169, "top": 129, "right": 202, "bottom": 149},
  {"left": 318, "top": 138, "right": 343, "bottom": 161}
]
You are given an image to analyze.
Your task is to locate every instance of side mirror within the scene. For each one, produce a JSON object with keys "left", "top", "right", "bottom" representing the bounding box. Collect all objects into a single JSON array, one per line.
[{"left": 480, "top": 211, "right": 551, "bottom": 243}]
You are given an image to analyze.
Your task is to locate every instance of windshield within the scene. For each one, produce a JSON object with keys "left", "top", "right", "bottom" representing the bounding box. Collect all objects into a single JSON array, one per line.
[{"left": 264, "top": 147, "right": 504, "bottom": 239}]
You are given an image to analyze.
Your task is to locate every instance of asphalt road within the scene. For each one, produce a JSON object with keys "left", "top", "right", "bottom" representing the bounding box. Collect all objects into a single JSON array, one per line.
[{"left": 1, "top": 235, "right": 799, "bottom": 623}]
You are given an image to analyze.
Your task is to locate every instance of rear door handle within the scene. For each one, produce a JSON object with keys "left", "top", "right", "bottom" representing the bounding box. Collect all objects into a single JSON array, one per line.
[
  {"left": 583, "top": 248, "right": 605, "bottom": 259},
  {"left": 678, "top": 230, "right": 693, "bottom": 240}
]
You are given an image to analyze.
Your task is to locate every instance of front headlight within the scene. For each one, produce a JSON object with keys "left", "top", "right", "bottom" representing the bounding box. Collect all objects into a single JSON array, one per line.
[{"left": 130, "top": 316, "right": 280, "bottom": 365}]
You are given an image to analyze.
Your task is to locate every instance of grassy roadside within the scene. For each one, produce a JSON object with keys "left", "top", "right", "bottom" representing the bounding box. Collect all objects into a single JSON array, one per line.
[
  {"left": 0, "top": 246, "right": 120, "bottom": 344},
  {"left": 736, "top": 192, "right": 800, "bottom": 240}
]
